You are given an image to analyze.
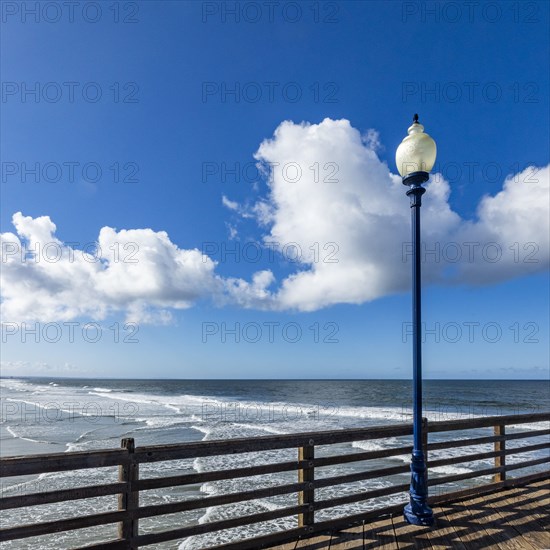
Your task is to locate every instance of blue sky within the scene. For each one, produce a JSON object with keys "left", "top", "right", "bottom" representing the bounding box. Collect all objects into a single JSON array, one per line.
[{"left": 1, "top": 1, "right": 549, "bottom": 379}]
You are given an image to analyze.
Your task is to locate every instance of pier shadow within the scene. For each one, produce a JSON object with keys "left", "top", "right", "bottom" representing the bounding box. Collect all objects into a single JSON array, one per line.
[{"left": 292, "top": 482, "right": 550, "bottom": 549}]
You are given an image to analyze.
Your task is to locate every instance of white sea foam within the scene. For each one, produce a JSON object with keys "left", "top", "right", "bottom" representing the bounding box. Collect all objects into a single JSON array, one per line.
[
  {"left": 5, "top": 425, "right": 53, "bottom": 444},
  {"left": 431, "top": 465, "right": 472, "bottom": 475},
  {"left": 2, "top": 377, "right": 547, "bottom": 550},
  {"left": 352, "top": 439, "right": 385, "bottom": 452}
]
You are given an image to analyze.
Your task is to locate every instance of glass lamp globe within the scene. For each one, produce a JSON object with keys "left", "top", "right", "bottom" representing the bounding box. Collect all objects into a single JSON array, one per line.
[{"left": 395, "top": 115, "right": 437, "bottom": 182}]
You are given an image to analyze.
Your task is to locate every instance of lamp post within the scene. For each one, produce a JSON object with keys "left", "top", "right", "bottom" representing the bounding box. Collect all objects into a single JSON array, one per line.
[{"left": 396, "top": 114, "right": 436, "bottom": 527}]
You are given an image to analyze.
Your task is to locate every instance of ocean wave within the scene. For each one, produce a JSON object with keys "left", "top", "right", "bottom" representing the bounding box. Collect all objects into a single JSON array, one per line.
[
  {"left": 354, "top": 441, "right": 384, "bottom": 453},
  {"left": 5, "top": 426, "right": 55, "bottom": 445},
  {"left": 431, "top": 465, "right": 473, "bottom": 475},
  {"left": 135, "top": 417, "right": 187, "bottom": 429}
]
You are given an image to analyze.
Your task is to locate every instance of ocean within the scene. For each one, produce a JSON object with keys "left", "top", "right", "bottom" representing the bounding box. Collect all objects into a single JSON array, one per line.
[{"left": 0, "top": 377, "right": 548, "bottom": 549}]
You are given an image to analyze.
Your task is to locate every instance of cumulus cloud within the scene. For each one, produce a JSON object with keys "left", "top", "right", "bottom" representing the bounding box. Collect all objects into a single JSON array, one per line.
[
  {"left": 1, "top": 118, "right": 548, "bottom": 321},
  {"left": 1, "top": 212, "right": 222, "bottom": 323},
  {"left": 242, "top": 118, "right": 548, "bottom": 310}
]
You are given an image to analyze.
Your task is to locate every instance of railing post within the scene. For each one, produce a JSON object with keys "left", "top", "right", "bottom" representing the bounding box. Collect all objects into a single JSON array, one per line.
[
  {"left": 119, "top": 438, "right": 139, "bottom": 548},
  {"left": 494, "top": 423, "right": 506, "bottom": 482},
  {"left": 298, "top": 439, "right": 315, "bottom": 528}
]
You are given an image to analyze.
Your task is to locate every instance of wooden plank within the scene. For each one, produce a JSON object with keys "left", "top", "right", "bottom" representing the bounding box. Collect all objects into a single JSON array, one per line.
[
  {"left": 294, "top": 533, "right": 332, "bottom": 549},
  {"left": 424, "top": 505, "right": 467, "bottom": 549},
  {"left": 440, "top": 500, "right": 527, "bottom": 550},
  {"left": 0, "top": 449, "right": 127, "bottom": 477},
  {"left": 136, "top": 458, "right": 302, "bottom": 491},
  {"left": 0, "top": 413, "right": 548, "bottom": 549},
  {"left": 314, "top": 483, "right": 410, "bottom": 511},
  {"left": 427, "top": 412, "right": 550, "bottom": 433},
  {"left": 209, "top": 526, "right": 311, "bottom": 550},
  {"left": 137, "top": 443, "right": 422, "bottom": 493},
  {"left": 429, "top": 448, "right": 504, "bottom": 469},
  {"left": 447, "top": 489, "right": 537, "bottom": 550},
  {"left": 264, "top": 532, "right": 332, "bottom": 550},
  {"left": 431, "top": 470, "right": 550, "bottom": 506},
  {"left": 427, "top": 441, "right": 549, "bottom": 472},
  {"left": 427, "top": 428, "right": 550, "bottom": 451},
  {"left": 505, "top": 441, "right": 550, "bottom": 456},
  {"left": 391, "top": 515, "right": 433, "bottom": 549},
  {"left": 0, "top": 481, "right": 126, "bottom": 510},
  {"left": 428, "top": 456, "right": 550, "bottom": 488},
  {"left": 526, "top": 478, "right": 550, "bottom": 511},
  {"left": 134, "top": 503, "right": 309, "bottom": 546},
  {"left": 503, "top": 455, "right": 550, "bottom": 473},
  {"left": 440, "top": 503, "right": 492, "bottom": 548},
  {"left": 494, "top": 423, "right": 506, "bottom": 482},
  {"left": 211, "top": 478, "right": 550, "bottom": 550},
  {"left": 313, "top": 445, "right": 413, "bottom": 468},
  {"left": 210, "top": 503, "right": 407, "bottom": 550},
  {"left": 0, "top": 509, "right": 127, "bottom": 542},
  {"left": 1, "top": 413, "right": 545, "bottom": 478},
  {"left": 327, "top": 523, "right": 364, "bottom": 549},
  {"left": 135, "top": 481, "right": 307, "bottom": 519},
  {"left": 313, "top": 463, "right": 411, "bottom": 490},
  {"left": 363, "top": 515, "right": 397, "bottom": 550},
  {"left": 130, "top": 412, "right": 548, "bottom": 464},
  {"left": 117, "top": 438, "right": 138, "bottom": 546},
  {"left": 298, "top": 443, "right": 315, "bottom": 527},
  {"left": 132, "top": 424, "right": 415, "bottom": 463},
  {"left": 490, "top": 482, "right": 550, "bottom": 549}
]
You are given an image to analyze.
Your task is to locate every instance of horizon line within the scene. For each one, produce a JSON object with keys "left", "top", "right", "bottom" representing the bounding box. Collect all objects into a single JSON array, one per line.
[{"left": 1, "top": 376, "right": 548, "bottom": 382}]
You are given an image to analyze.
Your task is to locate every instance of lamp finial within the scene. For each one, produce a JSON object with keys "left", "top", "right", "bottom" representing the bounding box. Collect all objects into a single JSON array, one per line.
[{"left": 413, "top": 113, "right": 419, "bottom": 124}]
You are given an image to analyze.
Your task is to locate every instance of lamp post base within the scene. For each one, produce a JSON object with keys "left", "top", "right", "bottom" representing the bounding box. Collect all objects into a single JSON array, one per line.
[
  {"left": 403, "top": 501, "right": 435, "bottom": 526},
  {"left": 403, "top": 452, "right": 434, "bottom": 526}
]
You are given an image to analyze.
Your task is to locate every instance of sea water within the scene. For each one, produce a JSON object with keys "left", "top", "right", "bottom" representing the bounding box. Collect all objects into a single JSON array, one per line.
[{"left": 0, "top": 378, "right": 548, "bottom": 549}]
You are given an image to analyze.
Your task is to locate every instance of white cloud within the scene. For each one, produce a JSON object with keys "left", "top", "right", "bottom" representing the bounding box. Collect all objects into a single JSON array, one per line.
[
  {"left": 1, "top": 119, "right": 548, "bottom": 322},
  {"left": 244, "top": 118, "right": 548, "bottom": 310},
  {"left": 222, "top": 195, "right": 239, "bottom": 211},
  {"left": 361, "top": 128, "right": 383, "bottom": 152},
  {"left": 455, "top": 165, "right": 549, "bottom": 284},
  {"left": 226, "top": 223, "right": 239, "bottom": 240},
  {"left": 0, "top": 360, "right": 79, "bottom": 375},
  {"left": 224, "top": 270, "right": 276, "bottom": 309},
  {"left": 1, "top": 212, "right": 221, "bottom": 324}
]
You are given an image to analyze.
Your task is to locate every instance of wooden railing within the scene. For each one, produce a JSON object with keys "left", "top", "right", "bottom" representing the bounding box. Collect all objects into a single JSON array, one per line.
[{"left": 0, "top": 412, "right": 548, "bottom": 549}]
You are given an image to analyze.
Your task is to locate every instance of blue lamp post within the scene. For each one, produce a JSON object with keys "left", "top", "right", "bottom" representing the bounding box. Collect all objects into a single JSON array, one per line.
[{"left": 396, "top": 114, "right": 436, "bottom": 527}]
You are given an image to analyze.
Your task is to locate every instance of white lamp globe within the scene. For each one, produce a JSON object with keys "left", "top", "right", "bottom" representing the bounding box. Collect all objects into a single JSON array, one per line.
[{"left": 395, "top": 115, "right": 437, "bottom": 179}]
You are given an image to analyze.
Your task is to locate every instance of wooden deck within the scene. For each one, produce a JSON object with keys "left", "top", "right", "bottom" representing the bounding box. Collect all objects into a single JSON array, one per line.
[
  {"left": 1, "top": 412, "right": 548, "bottom": 548},
  {"left": 271, "top": 479, "right": 550, "bottom": 549}
]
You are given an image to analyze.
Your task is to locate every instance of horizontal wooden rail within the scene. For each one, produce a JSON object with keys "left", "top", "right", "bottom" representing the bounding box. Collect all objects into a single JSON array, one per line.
[
  {"left": 0, "top": 449, "right": 127, "bottom": 477},
  {"left": 134, "top": 503, "right": 310, "bottom": 546},
  {"left": 426, "top": 412, "right": 548, "bottom": 432},
  {"left": 132, "top": 423, "right": 415, "bottom": 463},
  {"left": 0, "top": 481, "right": 126, "bottom": 510},
  {"left": 0, "top": 509, "right": 127, "bottom": 541},
  {"left": 136, "top": 458, "right": 303, "bottom": 491},
  {"left": 135, "top": 481, "right": 309, "bottom": 519},
  {"left": 427, "top": 440, "right": 550, "bottom": 470},
  {"left": 0, "top": 411, "right": 547, "bottom": 548},
  {"left": 428, "top": 456, "right": 550, "bottom": 487},
  {"left": 314, "top": 482, "right": 411, "bottom": 511},
  {"left": 426, "top": 427, "right": 550, "bottom": 451},
  {"left": 313, "top": 463, "right": 410, "bottom": 489}
]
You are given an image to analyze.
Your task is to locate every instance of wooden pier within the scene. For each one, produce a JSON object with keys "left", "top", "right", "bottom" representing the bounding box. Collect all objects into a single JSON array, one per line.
[
  {"left": 270, "top": 479, "right": 550, "bottom": 549},
  {"left": 0, "top": 412, "right": 548, "bottom": 549}
]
